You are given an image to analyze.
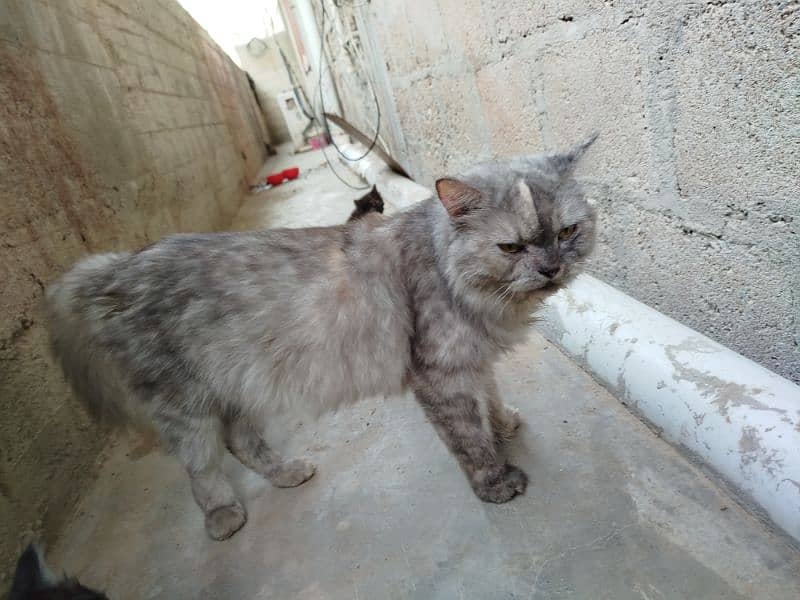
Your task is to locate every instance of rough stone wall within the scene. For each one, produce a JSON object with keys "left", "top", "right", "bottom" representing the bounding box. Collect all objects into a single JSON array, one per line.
[
  {"left": 324, "top": 0, "right": 799, "bottom": 383},
  {"left": 0, "top": 0, "right": 268, "bottom": 579}
]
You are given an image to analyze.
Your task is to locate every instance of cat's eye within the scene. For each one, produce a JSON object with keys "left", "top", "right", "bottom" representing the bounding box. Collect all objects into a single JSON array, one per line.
[
  {"left": 558, "top": 224, "right": 578, "bottom": 240},
  {"left": 498, "top": 243, "right": 524, "bottom": 254}
]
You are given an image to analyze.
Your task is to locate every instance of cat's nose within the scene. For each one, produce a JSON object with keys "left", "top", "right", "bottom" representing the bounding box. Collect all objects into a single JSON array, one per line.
[{"left": 538, "top": 265, "right": 560, "bottom": 279}]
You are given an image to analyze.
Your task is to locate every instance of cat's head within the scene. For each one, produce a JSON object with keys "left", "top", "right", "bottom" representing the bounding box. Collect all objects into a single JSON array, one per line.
[
  {"left": 435, "top": 135, "right": 598, "bottom": 317},
  {"left": 354, "top": 185, "right": 384, "bottom": 214},
  {"left": 9, "top": 544, "right": 108, "bottom": 600}
]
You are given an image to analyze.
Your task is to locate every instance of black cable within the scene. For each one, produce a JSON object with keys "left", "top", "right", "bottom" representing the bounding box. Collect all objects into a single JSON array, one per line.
[
  {"left": 316, "top": 0, "right": 381, "bottom": 162},
  {"left": 320, "top": 143, "right": 370, "bottom": 190},
  {"left": 278, "top": 45, "right": 316, "bottom": 122},
  {"left": 334, "top": 0, "right": 370, "bottom": 7}
]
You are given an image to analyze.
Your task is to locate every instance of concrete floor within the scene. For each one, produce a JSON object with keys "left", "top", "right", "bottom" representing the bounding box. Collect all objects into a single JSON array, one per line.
[{"left": 51, "top": 149, "right": 800, "bottom": 599}]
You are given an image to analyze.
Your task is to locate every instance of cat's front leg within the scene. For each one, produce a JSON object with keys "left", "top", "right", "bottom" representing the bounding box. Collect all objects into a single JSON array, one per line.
[
  {"left": 412, "top": 369, "right": 528, "bottom": 503},
  {"left": 487, "top": 377, "right": 522, "bottom": 444}
]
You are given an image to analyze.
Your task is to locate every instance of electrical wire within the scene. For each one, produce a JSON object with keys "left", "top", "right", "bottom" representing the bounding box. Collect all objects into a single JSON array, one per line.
[
  {"left": 260, "top": 6, "right": 316, "bottom": 124},
  {"left": 278, "top": 45, "right": 316, "bottom": 122},
  {"left": 334, "top": 0, "right": 371, "bottom": 7},
  {"left": 309, "top": 0, "right": 379, "bottom": 189},
  {"left": 320, "top": 143, "right": 370, "bottom": 189},
  {"left": 316, "top": 0, "right": 382, "bottom": 163}
]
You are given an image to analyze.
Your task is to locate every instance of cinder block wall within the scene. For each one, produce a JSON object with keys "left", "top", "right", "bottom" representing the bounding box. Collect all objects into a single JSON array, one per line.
[
  {"left": 0, "top": 0, "right": 268, "bottom": 578},
  {"left": 324, "top": 0, "right": 799, "bottom": 383}
]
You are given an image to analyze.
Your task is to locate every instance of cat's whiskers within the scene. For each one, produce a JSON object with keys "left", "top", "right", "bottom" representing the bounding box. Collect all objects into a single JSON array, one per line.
[
  {"left": 487, "top": 281, "right": 515, "bottom": 312},
  {"left": 460, "top": 270, "right": 485, "bottom": 284},
  {"left": 499, "top": 283, "right": 518, "bottom": 312}
]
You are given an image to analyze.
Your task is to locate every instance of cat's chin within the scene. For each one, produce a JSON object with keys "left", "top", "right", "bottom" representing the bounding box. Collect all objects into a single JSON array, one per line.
[
  {"left": 541, "top": 280, "right": 564, "bottom": 292},
  {"left": 516, "top": 280, "right": 563, "bottom": 297}
]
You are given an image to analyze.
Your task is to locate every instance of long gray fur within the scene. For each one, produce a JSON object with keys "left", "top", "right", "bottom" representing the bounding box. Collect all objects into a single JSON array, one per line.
[{"left": 46, "top": 138, "right": 598, "bottom": 540}]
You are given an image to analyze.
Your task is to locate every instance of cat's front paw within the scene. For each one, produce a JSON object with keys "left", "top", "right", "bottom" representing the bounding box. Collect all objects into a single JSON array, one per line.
[{"left": 474, "top": 464, "right": 528, "bottom": 503}]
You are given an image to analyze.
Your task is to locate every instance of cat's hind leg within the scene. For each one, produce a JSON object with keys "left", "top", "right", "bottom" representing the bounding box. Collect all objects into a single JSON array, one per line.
[
  {"left": 224, "top": 414, "right": 315, "bottom": 488},
  {"left": 159, "top": 413, "right": 247, "bottom": 540}
]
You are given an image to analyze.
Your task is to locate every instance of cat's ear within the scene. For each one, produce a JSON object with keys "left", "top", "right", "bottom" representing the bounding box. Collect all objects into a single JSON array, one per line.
[
  {"left": 435, "top": 178, "right": 482, "bottom": 218},
  {"left": 548, "top": 132, "right": 598, "bottom": 177}
]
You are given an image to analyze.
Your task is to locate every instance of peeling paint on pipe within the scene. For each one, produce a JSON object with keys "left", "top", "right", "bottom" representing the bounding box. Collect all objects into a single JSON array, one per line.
[
  {"left": 538, "top": 276, "right": 800, "bottom": 543},
  {"left": 339, "top": 145, "right": 800, "bottom": 543}
]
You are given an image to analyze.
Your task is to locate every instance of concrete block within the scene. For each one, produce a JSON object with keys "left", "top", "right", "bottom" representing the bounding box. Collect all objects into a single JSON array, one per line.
[
  {"left": 112, "top": 43, "right": 154, "bottom": 70},
  {"left": 368, "top": 0, "right": 417, "bottom": 76},
  {"left": 142, "top": 128, "right": 181, "bottom": 173},
  {"left": 51, "top": 0, "right": 96, "bottom": 25},
  {"left": 55, "top": 8, "right": 115, "bottom": 67},
  {"left": 39, "top": 53, "right": 147, "bottom": 187},
  {"left": 157, "top": 0, "right": 192, "bottom": 23},
  {"left": 387, "top": 80, "right": 425, "bottom": 181},
  {"left": 145, "top": 35, "right": 200, "bottom": 76},
  {"left": 538, "top": 30, "right": 650, "bottom": 179},
  {"left": 6, "top": 395, "right": 106, "bottom": 547},
  {"left": 482, "top": 0, "right": 644, "bottom": 50},
  {"left": 484, "top": 0, "right": 549, "bottom": 46},
  {"left": 435, "top": 71, "right": 494, "bottom": 174},
  {"left": 0, "top": 326, "right": 65, "bottom": 450},
  {"left": 392, "top": 70, "right": 492, "bottom": 183},
  {"left": 22, "top": 0, "right": 68, "bottom": 54},
  {"left": 100, "top": 22, "right": 151, "bottom": 58},
  {"left": 123, "top": 89, "right": 177, "bottom": 133},
  {"left": 143, "top": 2, "right": 193, "bottom": 53},
  {"left": 673, "top": 2, "right": 798, "bottom": 204},
  {"left": 396, "top": 74, "right": 445, "bottom": 184},
  {"left": 153, "top": 62, "right": 205, "bottom": 97},
  {"left": 476, "top": 52, "right": 544, "bottom": 156},
  {"left": 399, "top": 0, "right": 450, "bottom": 70},
  {"left": 115, "top": 61, "right": 143, "bottom": 89},
  {"left": 437, "top": 0, "right": 495, "bottom": 68},
  {"left": 92, "top": 0, "right": 150, "bottom": 41},
  {"left": 0, "top": 0, "right": 24, "bottom": 46},
  {"left": 666, "top": 1, "right": 800, "bottom": 380},
  {"left": 0, "top": 247, "right": 48, "bottom": 344}
]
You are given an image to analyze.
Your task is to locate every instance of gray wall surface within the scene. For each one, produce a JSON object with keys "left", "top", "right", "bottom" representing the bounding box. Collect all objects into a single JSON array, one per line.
[
  {"left": 322, "top": 0, "right": 799, "bottom": 383},
  {"left": 0, "top": 0, "right": 268, "bottom": 579},
  {"left": 237, "top": 32, "right": 302, "bottom": 145}
]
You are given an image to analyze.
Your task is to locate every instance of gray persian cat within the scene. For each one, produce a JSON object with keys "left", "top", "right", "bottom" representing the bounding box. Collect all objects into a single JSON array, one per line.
[{"left": 46, "top": 137, "right": 597, "bottom": 540}]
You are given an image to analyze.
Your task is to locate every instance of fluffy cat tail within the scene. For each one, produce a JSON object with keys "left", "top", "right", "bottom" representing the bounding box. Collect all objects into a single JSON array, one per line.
[{"left": 45, "top": 253, "right": 133, "bottom": 425}]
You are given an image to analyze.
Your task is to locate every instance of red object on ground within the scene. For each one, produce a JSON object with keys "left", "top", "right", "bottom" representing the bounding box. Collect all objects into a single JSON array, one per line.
[
  {"left": 266, "top": 173, "right": 284, "bottom": 186},
  {"left": 309, "top": 134, "right": 329, "bottom": 150},
  {"left": 282, "top": 167, "right": 299, "bottom": 180}
]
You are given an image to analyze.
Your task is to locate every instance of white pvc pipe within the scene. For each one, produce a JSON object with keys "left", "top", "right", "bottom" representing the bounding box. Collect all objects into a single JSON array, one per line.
[
  {"left": 539, "top": 276, "right": 800, "bottom": 543},
  {"left": 338, "top": 145, "right": 800, "bottom": 543}
]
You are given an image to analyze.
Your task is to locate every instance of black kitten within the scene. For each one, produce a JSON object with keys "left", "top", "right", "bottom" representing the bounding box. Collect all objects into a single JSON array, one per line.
[
  {"left": 8, "top": 545, "right": 107, "bottom": 600},
  {"left": 347, "top": 185, "right": 384, "bottom": 221}
]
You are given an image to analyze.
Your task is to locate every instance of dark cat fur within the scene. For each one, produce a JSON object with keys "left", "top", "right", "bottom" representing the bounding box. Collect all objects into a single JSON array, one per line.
[
  {"left": 347, "top": 185, "right": 384, "bottom": 221},
  {"left": 8, "top": 545, "right": 107, "bottom": 600}
]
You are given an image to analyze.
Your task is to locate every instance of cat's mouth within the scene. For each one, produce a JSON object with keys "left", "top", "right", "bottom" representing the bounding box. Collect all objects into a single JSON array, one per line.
[{"left": 516, "top": 279, "right": 566, "bottom": 299}]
